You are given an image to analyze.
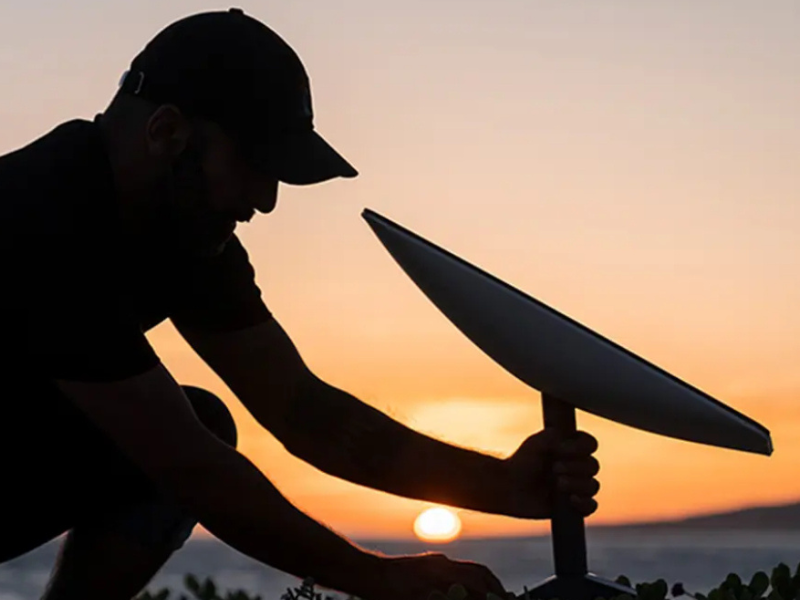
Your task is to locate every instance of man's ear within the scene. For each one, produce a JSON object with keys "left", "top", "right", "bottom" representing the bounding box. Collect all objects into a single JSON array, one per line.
[{"left": 144, "top": 104, "right": 192, "bottom": 160}]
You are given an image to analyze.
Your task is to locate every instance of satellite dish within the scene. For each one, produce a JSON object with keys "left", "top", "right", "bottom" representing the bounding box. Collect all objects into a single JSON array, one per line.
[
  {"left": 362, "top": 209, "right": 771, "bottom": 455},
  {"left": 362, "top": 208, "right": 773, "bottom": 600}
]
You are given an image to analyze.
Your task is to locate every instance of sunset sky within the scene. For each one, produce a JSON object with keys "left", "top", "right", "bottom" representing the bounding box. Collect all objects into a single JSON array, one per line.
[{"left": 1, "top": 1, "right": 798, "bottom": 541}]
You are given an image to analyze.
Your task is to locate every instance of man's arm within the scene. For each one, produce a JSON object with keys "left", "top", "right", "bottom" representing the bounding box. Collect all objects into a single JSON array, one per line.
[
  {"left": 177, "top": 319, "right": 520, "bottom": 517},
  {"left": 56, "top": 365, "right": 385, "bottom": 598}
]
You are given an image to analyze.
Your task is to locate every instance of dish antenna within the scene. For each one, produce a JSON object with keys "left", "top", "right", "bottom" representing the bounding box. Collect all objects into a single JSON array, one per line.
[{"left": 362, "top": 209, "right": 772, "bottom": 600}]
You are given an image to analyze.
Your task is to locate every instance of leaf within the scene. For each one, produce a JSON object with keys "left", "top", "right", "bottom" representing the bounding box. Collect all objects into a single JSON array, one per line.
[
  {"left": 773, "top": 564, "right": 793, "bottom": 600},
  {"left": 636, "top": 582, "right": 665, "bottom": 600},
  {"left": 773, "top": 565, "right": 792, "bottom": 586},
  {"left": 200, "top": 578, "right": 218, "bottom": 600},
  {"left": 726, "top": 574, "right": 743, "bottom": 594},
  {"left": 672, "top": 582, "right": 686, "bottom": 598},
  {"left": 616, "top": 576, "right": 632, "bottom": 588},
  {"left": 653, "top": 579, "right": 669, "bottom": 600},
  {"left": 185, "top": 575, "right": 201, "bottom": 594},
  {"left": 750, "top": 572, "right": 771, "bottom": 598}
]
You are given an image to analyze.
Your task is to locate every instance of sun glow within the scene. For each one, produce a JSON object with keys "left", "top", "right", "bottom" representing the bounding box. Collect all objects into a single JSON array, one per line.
[{"left": 413, "top": 507, "right": 463, "bottom": 543}]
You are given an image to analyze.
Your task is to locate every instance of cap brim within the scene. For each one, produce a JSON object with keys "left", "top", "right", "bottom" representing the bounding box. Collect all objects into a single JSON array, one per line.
[{"left": 273, "top": 130, "right": 358, "bottom": 185}]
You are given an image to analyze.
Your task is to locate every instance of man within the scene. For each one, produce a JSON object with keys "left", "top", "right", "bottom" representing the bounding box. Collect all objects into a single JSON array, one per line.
[{"left": 0, "top": 8, "right": 600, "bottom": 600}]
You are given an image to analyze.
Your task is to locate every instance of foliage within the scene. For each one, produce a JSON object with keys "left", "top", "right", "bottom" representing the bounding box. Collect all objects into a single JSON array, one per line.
[
  {"left": 136, "top": 561, "right": 800, "bottom": 600},
  {"left": 136, "top": 575, "right": 347, "bottom": 600}
]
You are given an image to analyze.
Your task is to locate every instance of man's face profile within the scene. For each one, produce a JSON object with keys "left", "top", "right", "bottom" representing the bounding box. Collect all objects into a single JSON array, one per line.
[{"left": 143, "top": 106, "right": 279, "bottom": 257}]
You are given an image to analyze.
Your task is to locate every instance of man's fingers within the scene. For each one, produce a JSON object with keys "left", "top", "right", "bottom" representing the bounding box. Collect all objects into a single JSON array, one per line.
[
  {"left": 569, "top": 495, "right": 598, "bottom": 516},
  {"left": 557, "top": 476, "right": 600, "bottom": 497},
  {"left": 475, "top": 565, "right": 507, "bottom": 597},
  {"left": 554, "top": 457, "right": 600, "bottom": 476},
  {"left": 455, "top": 563, "right": 508, "bottom": 599},
  {"left": 557, "top": 432, "right": 598, "bottom": 456},
  {"left": 476, "top": 564, "right": 508, "bottom": 598}
]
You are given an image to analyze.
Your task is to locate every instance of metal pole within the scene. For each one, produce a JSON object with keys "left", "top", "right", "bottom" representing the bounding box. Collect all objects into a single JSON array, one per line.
[{"left": 541, "top": 393, "right": 588, "bottom": 578}]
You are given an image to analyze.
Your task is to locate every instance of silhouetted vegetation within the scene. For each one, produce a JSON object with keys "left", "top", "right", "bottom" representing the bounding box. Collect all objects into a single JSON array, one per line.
[{"left": 135, "top": 561, "right": 800, "bottom": 600}]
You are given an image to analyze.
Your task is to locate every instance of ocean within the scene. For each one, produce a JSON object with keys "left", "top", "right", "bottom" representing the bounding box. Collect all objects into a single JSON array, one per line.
[{"left": 2, "top": 531, "right": 800, "bottom": 600}]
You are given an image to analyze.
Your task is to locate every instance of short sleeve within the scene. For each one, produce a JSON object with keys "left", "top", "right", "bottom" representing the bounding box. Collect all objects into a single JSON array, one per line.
[
  {"left": 168, "top": 235, "right": 273, "bottom": 333},
  {"left": 22, "top": 240, "right": 161, "bottom": 382}
]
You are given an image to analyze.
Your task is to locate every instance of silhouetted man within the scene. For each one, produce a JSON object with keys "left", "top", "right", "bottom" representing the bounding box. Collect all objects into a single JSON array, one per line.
[{"left": 0, "top": 8, "right": 600, "bottom": 600}]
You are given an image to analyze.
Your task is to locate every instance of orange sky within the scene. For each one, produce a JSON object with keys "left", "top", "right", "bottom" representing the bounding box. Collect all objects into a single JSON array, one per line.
[{"left": 1, "top": 0, "right": 799, "bottom": 540}]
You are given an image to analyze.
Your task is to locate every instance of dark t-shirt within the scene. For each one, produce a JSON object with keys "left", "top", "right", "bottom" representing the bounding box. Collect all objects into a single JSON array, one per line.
[{"left": 0, "top": 118, "right": 272, "bottom": 383}]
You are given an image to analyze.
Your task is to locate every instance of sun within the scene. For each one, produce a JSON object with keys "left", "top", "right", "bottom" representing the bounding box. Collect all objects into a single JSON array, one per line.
[{"left": 413, "top": 507, "right": 463, "bottom": 543}]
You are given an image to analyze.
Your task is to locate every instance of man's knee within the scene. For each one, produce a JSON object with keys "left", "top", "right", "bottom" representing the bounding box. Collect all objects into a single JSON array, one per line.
[
  {"left": 93, "top": 387, "right": 237, "bottom": 553},
  {"left": 181, "top": 385, "right": 237, "bottom": 448}
]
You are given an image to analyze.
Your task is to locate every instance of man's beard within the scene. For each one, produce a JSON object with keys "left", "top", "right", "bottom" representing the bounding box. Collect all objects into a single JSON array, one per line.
[{"left": 144, "top": 140, "right": 236, "bottom": 258}]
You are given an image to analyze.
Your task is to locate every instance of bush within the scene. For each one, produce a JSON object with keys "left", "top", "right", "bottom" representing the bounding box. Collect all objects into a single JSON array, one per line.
[{"left": 135, "top": 561, "right": 800, "bottom": 600}]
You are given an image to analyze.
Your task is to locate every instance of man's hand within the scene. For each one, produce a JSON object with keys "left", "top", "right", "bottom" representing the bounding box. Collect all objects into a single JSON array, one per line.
[
  {"left": 368, "top": 553, "right": 511, "bottom": 600},
  {"left": 503, "top": 429, "right": 600, "bottom": 519}
]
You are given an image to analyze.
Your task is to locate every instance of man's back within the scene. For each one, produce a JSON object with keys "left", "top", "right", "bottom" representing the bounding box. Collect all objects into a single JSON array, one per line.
[
  {"left": 0, "top": 118, "right": 271, "bottom": 384},
  {"left": 0, "top": 119, "right": 127, "bottom": 377}
]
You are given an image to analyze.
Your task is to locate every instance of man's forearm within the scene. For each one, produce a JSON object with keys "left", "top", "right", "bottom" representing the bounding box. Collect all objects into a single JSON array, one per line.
[
  {"left": 167, "top": 438, "right": 386, "bottom": 598},
  {"left": 275, "top": 376, "right": 518, "bottom": 516}
]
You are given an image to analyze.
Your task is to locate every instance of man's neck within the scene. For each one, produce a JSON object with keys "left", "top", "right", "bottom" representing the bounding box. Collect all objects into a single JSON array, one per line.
[{"left": 94, "top": 112, "right": 160, "bottom": 232}]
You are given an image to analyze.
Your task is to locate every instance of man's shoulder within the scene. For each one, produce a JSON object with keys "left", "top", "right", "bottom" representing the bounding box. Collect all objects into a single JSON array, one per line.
[
  {"left": 169, "top": 232, "right": 272, "bottom": 333},
  {"left": 0, "top": 118, "right": 111, "bottom": 221},
  {"left": 0, "top": 118, "right": 117, "bottom": 277},
  {"left": 0, "top": 119, "right": 100, "bottom": 177}
]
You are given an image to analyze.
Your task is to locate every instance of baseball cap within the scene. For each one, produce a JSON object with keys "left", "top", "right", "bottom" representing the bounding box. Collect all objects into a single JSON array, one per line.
[{"left": 118, "top": 7, "right": 357, "bottom": 185}]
